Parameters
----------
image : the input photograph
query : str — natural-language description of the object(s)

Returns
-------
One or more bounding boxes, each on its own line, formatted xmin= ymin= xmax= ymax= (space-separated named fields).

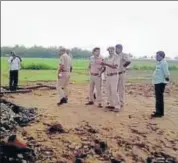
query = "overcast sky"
xmin=1 ymin=1 xmax=178 ymax=57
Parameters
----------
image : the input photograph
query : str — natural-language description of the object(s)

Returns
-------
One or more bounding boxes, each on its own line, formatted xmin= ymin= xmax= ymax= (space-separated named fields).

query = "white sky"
xmin=1 ymin=1 xmax=178 ymax=57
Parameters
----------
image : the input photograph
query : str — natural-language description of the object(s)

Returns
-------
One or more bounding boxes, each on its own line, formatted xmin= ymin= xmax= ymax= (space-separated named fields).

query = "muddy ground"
xmin=2 ymin=82 xmax=178 ymax=163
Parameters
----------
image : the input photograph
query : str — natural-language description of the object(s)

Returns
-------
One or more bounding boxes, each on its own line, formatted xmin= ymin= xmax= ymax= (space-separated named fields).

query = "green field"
xmin=1 ymin=57 xmax=178 ymax=86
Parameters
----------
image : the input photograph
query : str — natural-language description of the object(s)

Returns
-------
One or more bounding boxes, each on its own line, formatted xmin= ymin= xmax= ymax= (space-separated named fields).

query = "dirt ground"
xmin=4 ymin=82 xmax=178 ymax=163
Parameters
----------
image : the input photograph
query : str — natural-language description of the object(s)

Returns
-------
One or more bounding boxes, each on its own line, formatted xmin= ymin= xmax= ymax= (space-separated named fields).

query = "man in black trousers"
xmin=8 ymin=52 xmax=22 ymax=91
xmin=152 ymin=51 xmax=170 ymax=118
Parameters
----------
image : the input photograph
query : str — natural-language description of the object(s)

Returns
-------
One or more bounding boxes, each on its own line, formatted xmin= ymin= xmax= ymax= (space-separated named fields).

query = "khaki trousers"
xmin=56 ymin=72 xmax=70 ymax=101
xmin=89 ymin=75 xmax=102 ymax=104
xmin=106 ymin=75 xmax=120 ymax=109
xmin=117 ymin=73 xmax=125 ymax=106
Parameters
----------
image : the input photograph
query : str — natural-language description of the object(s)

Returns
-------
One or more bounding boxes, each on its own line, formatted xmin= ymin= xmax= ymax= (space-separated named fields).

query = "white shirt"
xmin=8 ymin=56 xmax=21 ymax=71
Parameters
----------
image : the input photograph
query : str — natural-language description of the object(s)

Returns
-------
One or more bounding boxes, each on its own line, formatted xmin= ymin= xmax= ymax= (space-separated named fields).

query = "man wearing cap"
xmin=86 ymin=47 xmax=105 ymax=108
xmin=152 ymin=51 xmax=170 ymax=118
xmin=115 ymin=44 xmax=131 ymax=108
xmin=8 ymin=51 xmax=22 ymax=91
xmin=101 ymin=47 xmax=121 ymax=112
xmin=57 ymin=47 xmax=72 ymax=106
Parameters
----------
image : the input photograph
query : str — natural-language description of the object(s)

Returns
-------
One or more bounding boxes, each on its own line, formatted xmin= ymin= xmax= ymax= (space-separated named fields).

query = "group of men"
xmin=85 ymin=44 xmax=131 ymax=112
xmin=8 ymin=46 xmax=170 ymax=118
xmin=56 ymin=44 xmax=131 ymax=112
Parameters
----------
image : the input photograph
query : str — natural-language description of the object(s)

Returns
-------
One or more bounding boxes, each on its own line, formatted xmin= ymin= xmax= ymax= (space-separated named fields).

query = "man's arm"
xmin=101 ymin=66 xmax=106 ymax=74
xmin=57 ymin=56 xmax=64 ymax=78
xmin=123 ymin=53 xmax=131 ymax=67
xmin=8 ymin=57 xmax=13 ymax=64
xmin=161 ymin=61 xmax=170 ymax=81
xmin=101 ymin=62 xmax=118 ymax=69
xmin=16 ymin=56 xmax=22 ymax=62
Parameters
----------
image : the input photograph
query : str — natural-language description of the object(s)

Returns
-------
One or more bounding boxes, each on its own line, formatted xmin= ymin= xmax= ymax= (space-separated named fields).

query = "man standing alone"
xmin=8 ymin=51 xmax=22 ymax=91
xmin=115 ymin=44 xmax=131 ymax=108
xmin=57 ymin=47 xmax=72 ymax=106
xmin=152 ymin=51 xmax=170 ymax=118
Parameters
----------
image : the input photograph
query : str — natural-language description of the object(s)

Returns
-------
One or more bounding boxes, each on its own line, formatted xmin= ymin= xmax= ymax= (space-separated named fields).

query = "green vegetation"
xmin=1 ymin=57 xmax=178 ymax=86
xmin=1 ymin=45 xmax=91 ymax=59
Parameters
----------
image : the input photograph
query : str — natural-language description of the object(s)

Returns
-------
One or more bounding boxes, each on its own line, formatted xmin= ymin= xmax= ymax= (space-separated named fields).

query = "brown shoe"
xmin=98 ymin=104 xmax=102 ymax=108
xmin=85 ymin=101 xmax=94 ymax=105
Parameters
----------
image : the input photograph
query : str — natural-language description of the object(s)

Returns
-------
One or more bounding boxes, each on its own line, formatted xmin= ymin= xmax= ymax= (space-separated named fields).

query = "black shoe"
xmin=57 ymin=98 xmax=67 ymax=106
xmin=64 ymin=97 xmax=68 ymax=103
xmin=105 ymin=106 xmax=114 ymax=109
xmin=85 ymin=101 xmax=94 ymax=105
xmin=151 ymin=113 xmax=163 ymax=118
xmin=98 ymin=104 xmax=103 ymax=108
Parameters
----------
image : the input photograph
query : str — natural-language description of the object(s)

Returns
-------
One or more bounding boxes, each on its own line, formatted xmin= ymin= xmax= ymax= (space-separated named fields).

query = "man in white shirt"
xmin=152 ymin=51 xmax=170 ymax=118
xmin=8 ymin=51 xmax=21 ymax=91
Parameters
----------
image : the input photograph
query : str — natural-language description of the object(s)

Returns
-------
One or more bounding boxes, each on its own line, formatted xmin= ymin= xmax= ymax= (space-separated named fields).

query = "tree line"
xmin=1 ymin=45 xmax=92 ymax=59
xmin=1 ymin=45 xmax=178 ymax=60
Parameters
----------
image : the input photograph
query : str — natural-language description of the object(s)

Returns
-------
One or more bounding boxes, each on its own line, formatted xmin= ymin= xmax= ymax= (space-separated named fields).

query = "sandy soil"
xmin=4 ymin=82 xmax=178 ymax=163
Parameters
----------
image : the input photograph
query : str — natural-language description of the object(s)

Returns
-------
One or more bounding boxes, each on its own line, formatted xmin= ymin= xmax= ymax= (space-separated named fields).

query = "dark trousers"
xmin=154 ymin=83 xmax=166 ymax=116
xmin=9 ymin=70 xmax=19 ymax=91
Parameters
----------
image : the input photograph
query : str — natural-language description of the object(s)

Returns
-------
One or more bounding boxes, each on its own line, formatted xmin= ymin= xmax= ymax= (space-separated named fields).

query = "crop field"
xmin=1 ymin=57 xmax=178 ymax=86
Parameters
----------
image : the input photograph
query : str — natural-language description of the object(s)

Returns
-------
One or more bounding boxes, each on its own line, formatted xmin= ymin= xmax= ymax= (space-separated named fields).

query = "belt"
xmin=91 ymin=73 xmax=99 ymax=76
xmin=107 ymin=73 xmax=118 ymax=76
xmin=118 ymin=71 xmax=125 ymax=75
xmin=61 ymin=70 xmax=70 ymax=72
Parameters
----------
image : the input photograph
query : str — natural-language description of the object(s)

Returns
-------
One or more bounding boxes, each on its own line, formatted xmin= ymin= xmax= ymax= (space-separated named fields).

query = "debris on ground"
xmin=0 ymin=99 xmax=38 ymax=137
xmin=0 ymin=99 xmax=38 ymax=163
xmin=146 ymin=152 xmax=177 ymax=163
xmin=46 ymin=122 xmax=65 ymax=134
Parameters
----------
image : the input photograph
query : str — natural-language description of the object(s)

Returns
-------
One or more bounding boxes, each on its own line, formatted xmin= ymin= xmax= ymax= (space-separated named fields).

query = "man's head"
xmin=115 ymin=44 xmax=123 ymax=55
xmin=156 ymin=51 xmax=165 ymax=61
xmin=92 ymin=47 xmax=100 ymax=57
xmin=59 ymin=47 xmax=66 ymax=56
xmin=107 ymin=46 xmax=115 ymax=56
xmin=10 ymin=51 xmax=16 ymax=57
xmin=66 ymin=49 xmax=70 ymax=55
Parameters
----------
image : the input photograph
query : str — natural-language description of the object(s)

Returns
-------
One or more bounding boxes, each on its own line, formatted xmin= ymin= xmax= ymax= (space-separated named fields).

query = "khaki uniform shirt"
xmin=89 ymin=56 xmax=104 ymax=74
xmin=59 ymin=53 xmax=72 ymax=72
xmin=117 ymin=52 xmax=131 ymax=73
xmin=105 ymin=54 xmax=120 ymax=74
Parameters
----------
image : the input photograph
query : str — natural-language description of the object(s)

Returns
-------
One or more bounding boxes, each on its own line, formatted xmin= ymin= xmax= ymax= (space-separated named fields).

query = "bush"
xmin=21 ymin=63 xmax=55 ymax=70
xmin=132 ymin=65 xmax=178 ymax=70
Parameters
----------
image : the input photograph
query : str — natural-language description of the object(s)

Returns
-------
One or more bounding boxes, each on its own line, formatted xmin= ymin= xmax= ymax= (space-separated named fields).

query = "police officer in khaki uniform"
xmin=101 ymin=47 xmax=121 ymax=112
xmin=57 ymin=47 xmax=72 ymax=106
xmin=86 ymin=47 xmax=105 ymax=108
xmin=115 ymin=44 xmax=131 ymax=108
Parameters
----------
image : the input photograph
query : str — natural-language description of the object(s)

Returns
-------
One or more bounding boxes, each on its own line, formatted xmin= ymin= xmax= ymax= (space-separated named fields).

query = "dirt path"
xmin=4 ymin=83 xmax=178 ymax=163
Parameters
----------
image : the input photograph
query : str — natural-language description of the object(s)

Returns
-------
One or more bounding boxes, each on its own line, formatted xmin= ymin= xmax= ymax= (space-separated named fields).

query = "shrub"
xmin=21 ymin=63 xmax=55 ymax=70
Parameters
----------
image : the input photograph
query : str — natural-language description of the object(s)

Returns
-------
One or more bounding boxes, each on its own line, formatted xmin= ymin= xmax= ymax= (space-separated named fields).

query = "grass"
xmin=1 ymin=57 xmax=178 ymax=86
